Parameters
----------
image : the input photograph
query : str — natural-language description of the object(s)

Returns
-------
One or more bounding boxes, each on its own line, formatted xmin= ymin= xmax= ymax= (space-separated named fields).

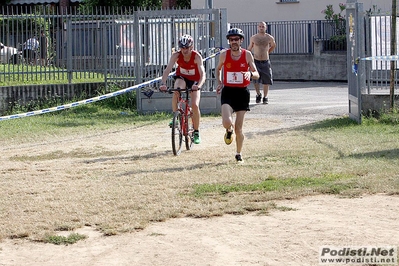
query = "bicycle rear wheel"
xmin=171 ymin=111 xmax=183 ymax=156
xmin=185 ymin=110 xmax=194 ymax=150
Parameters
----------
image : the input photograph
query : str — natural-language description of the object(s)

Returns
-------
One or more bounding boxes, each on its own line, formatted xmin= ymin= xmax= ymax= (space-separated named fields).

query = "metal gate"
xmin=347 ymin=0 xmax=399 ymax=122
xmin=104 ymin=8 xmax=227 ymax=109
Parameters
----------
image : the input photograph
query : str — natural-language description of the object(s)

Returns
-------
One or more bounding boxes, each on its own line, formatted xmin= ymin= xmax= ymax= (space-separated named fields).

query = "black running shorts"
xmin=221 ymin=86 xmax=250 ymax=112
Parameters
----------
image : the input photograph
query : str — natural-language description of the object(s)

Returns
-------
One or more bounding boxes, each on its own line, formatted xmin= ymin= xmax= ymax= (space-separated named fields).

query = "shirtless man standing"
xmin=247 ymin=21 xmax=276 ymax=104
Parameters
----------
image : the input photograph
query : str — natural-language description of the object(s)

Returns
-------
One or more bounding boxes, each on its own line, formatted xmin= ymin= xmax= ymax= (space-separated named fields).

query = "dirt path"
xmin=1 ymin=194 xmax=398 ymax=266
xmin=1 ymin=82 xmax=398 ymax=266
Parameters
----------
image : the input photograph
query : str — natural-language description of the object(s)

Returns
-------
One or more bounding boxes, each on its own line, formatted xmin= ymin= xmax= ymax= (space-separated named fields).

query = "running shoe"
xmin=224 ymin=129 xmax=233 ymax=145
xmin=235 ymin=154 xmax=243 ymax=162
xmin=263 ymin=97 xmax=268 ymax=104
xmin=193 ymin=131 xmax=201 ymax=144
xmin=256 ymin=93 xmax=262 ymax=104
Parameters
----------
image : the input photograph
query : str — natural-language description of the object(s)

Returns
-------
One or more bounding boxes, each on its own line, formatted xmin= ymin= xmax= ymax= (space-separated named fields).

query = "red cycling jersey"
xmin=223 ymin=49 xmax=250 ymax=88
xmin=175 ymin=50 xmax=201 ymax=82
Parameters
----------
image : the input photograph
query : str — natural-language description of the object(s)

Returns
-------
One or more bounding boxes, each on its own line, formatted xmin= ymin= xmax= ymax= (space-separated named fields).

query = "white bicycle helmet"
xmin=178 ymin=34 xmax=194 ymax=48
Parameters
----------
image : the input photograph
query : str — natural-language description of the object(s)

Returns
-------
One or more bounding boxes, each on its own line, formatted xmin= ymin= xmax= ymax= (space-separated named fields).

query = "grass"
xmin=0 ymin=107 xmax=399 ymax=245
xmin=0 ymin=104 xmax=169 ymax=140
xmin=192 ymin=173 xmax=357 ymax=196
xmin=43 ymin=233 xmax=87 ymax=245
xmin=0 ymin=64 xmax=105 ymax=86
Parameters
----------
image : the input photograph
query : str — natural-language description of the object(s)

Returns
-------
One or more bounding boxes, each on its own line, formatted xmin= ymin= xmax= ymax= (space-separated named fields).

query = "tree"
xmin=0 ymin=0 xmax=12 ymax=4
xmin=176 ymin=0 xmax=190 ymax=8
xmin=81 ymin=0 xmax=190 ymax=9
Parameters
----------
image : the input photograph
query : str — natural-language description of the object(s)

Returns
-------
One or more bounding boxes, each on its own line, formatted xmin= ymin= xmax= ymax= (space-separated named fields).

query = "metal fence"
xmin=0 ymin=6 xmax=346 ymax=90
xmin=231 ymin=20 xmax=346 ymax=54
xmin=363 ymin=14 xmax=399 ymax=94
xmin=0 ymin=6 xmax=225 ymax=91
xmin=0 ymin=6 xmax=122 ymax=88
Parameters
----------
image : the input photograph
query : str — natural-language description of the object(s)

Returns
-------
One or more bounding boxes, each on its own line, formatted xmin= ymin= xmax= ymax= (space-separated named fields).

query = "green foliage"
xmin=4 ymin=83 xmax=138 ymax=116
xmin=81 ymin=0 xmax=162 ymax=8
xmin=330 ymin=34 xmax=346 ymax=43
xmin=95 ymin=84 xmax=137 ymax=111
xmin=309 ymin=117 xmax=357 ymax=130
xmin=80 ymin=0 xmax=190 ymax=9
xmin=0 ymin=66 xmax=105 ymax=87
xmin=192 ymin=173 xmax=356 ymax=197
xmin=0 ymin=10 xmax=48 ymax=37
xmin=363 ymin=108 xmax=399 ymax=125
xmin=176 ymin=0 xmax=190 ymax=8
xmin=0 ymin=0 xmax=12 ymax=5
xmin=44 ymin=233 xmax=87 ymax=245
xmin=366 ymin=5 xmax=382 ymax=16
xmin=322 ymin=3 xmax=346 ymax=22
xmin=322 ymin=3 xmax=346 ymax=36
xmin=7 ymin=96 xmax=60 ymax=115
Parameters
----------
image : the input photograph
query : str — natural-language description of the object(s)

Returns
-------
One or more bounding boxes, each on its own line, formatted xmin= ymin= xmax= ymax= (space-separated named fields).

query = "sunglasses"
xmin=228 ymin=37 xmax=241 ymax=42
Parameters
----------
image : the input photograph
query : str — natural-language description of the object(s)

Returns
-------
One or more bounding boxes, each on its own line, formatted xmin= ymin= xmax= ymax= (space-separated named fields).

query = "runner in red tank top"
xmin=215 ymin=28 xmax=259 ymax=162
xmin=160 ymin=35 xmax=206 ymax=144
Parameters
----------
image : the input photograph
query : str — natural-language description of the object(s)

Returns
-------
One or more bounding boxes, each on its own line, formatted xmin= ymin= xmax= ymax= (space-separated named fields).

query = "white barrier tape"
xmin=0 ymin=75 xmax=167 ymax=121
xmin=0 ymin=49 xmax=222 ymax=122
xmin=361 ymin=55 xmax=399 ymax=61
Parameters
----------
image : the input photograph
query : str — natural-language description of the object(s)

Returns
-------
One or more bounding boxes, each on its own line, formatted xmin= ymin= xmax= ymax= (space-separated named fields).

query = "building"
xmin=191 ymin=0 xmax=392 ymax=22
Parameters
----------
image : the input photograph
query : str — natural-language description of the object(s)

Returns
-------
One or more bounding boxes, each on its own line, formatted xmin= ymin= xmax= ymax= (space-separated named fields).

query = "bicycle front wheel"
xmin=171 ymin=111 xmax=183 ymax=156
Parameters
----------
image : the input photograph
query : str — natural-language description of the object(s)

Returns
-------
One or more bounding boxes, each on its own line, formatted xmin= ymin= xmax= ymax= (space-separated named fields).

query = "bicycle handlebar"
xmin=165 ymin=87 xmax=196 ymax=94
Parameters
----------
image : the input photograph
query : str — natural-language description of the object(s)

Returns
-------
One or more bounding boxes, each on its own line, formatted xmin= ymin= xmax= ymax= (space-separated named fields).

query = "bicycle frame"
xmin=178 ymin=90 xmax=191 ymax=136
xmin=167 ymin=87 xmax=194 ymax=156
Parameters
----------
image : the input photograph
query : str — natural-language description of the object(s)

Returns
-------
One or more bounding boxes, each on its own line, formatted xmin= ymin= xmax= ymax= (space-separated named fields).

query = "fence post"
xmin=346 ymin=0 xmax=365 ymax=123
xmin=308 ymin=23 xmax=313 ymax=53
xmin=66 ymin=18 xmax=73 ymax=84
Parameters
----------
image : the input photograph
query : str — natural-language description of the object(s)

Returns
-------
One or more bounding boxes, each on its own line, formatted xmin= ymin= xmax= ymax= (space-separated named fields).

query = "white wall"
xmin=191 ymin=0 xmax=391 ymax=23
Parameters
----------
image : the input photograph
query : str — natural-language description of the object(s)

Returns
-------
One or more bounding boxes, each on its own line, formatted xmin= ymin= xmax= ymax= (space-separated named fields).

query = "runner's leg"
xmin=234 ymin=110 xmax=246 ymax=154
xmin=190 ymin=90 xmax=201 ymax=131
xmin=221 ymin=104 xmax=234 ymax=131
xmin=172 ymin=78 xmax=186 ymax=112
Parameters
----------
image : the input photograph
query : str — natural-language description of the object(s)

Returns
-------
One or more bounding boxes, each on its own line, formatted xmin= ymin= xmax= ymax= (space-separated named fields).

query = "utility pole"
xmin=390 ymin=0 xmax=397 ymax=109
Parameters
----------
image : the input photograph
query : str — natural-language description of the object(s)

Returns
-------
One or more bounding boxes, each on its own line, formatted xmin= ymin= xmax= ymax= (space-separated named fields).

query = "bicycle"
xmin=164 ymin=87 xmax=195 ymax=156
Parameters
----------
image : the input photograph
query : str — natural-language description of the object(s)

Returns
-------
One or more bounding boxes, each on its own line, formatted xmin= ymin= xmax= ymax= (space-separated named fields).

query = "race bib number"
xmin=180 ymin=67 xmax=195 ymax=76
xmin=226 ymin=71 xmax=243 ymax=84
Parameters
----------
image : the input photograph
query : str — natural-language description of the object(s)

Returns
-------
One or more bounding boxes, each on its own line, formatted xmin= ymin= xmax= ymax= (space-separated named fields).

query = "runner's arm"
xmin=161 ymin=52 xmax=179 ymax=86
xmin=194 ymin=53 xmax=206 ymax=90
xmin=269 ymin=35 xmax=276 ymax=54
xmin=247 ymin=36 xmax=254 ymax=51
xmin=215 ymin=50 xmax=226 ymax=94
xmin=246 ymin=51 xmax=259 ymax=80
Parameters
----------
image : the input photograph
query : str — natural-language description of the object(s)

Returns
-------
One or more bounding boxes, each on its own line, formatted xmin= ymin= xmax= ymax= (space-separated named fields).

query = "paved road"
xmin=245 ymin=81 xmax=348 ymax=129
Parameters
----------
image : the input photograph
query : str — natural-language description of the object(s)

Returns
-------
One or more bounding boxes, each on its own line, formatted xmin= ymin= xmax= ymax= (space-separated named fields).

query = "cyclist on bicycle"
xmin=160 ymin=34 xmax=206 ymax=144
